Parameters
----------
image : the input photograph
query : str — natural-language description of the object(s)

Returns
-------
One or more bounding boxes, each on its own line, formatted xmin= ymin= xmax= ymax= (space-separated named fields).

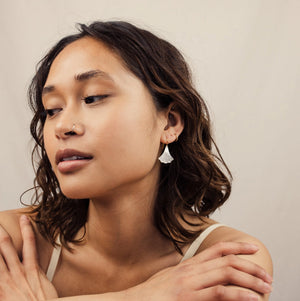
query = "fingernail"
xmin=265 ymin=273 xmax=273 ymax=283
xmin=263 ymin=282 xmax=272 ymax=293
xmin=248 ymin=244 xmax=259 ymax=251
xmin=248 ymin=293 xmax=259 ymax=301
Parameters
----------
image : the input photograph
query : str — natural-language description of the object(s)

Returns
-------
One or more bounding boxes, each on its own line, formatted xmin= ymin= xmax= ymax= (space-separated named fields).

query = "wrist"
xmin=97 ymin=288 xmax=138 ymax=301
xmin=119 ymin=283 xmax=145 ymax=301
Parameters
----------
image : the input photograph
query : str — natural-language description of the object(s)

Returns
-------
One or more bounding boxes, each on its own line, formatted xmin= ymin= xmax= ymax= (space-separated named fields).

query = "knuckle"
xmin=226 ymin=254 xmax=237 ymax=265
xmin=177 ymin=263 xmax=193 ymax=275
xmin=216 ymin=241 xmax=227 ymax=250
xmin=212 ymin=285 xmax=226 ymax=299
xmin=0 ymin=234 xmax=11 ymax=245
xmin=214 ymin=241 xmax=231 ymax=254
xmin=223 ymin=266 xmax=234 ymax=279
xmin=24 ymin=232 xmax=35 ymax=243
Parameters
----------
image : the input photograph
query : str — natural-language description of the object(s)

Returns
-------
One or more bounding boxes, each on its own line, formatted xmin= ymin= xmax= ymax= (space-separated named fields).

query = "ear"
xmin=160 ymin=105 xmax=184 ymax=144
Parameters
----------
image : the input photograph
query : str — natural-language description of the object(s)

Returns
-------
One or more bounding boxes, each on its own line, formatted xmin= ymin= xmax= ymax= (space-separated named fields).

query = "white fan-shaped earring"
xmin=158 ymin=144 xmax=174 ymax=164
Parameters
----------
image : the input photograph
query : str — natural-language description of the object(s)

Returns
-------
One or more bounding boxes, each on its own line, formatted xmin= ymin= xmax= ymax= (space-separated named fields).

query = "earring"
xmin=158 ymin=144 xmax=174 ymax=164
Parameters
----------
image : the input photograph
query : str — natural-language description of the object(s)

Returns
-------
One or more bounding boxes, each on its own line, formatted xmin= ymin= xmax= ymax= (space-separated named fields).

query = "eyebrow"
xmin=74 ymin=69 xmax=114 ymax=82
xmin=42 ymin=69 xmax=114 ymax=95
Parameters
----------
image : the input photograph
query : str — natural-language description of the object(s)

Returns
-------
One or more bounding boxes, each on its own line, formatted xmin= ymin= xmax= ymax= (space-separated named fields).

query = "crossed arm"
xmin=0 ymin=215 xmax=272 ymax=301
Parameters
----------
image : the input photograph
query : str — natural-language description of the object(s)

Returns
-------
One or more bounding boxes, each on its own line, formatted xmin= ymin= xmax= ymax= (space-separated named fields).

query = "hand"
xmin=0 ymin=215 xmax=58 ymax=300
xmin=126 ymin=242 xmax=272 ymax=301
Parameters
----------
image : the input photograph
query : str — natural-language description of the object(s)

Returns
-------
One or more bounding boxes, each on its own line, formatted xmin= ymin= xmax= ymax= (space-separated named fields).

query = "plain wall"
xmin=0 ymin=0 xmax=299 ymax=299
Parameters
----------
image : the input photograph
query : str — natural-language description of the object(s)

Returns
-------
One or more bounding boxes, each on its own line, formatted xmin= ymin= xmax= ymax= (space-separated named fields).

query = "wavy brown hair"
xmin=27 ymin=21 xmax=232 ymax=252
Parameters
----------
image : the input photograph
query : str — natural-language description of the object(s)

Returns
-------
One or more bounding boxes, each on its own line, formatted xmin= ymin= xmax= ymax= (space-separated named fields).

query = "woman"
xmin=0 ymin=21 xmax=272 ymax=300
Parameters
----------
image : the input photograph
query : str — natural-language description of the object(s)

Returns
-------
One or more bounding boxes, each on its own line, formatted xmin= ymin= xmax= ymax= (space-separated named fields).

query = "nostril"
xmin=65 ymin=130 xmax=76 ymax=136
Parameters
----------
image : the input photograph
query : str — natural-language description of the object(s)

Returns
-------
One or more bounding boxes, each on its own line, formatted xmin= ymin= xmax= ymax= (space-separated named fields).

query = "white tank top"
xmin=46 ymin=223 xmax=225 ymax=281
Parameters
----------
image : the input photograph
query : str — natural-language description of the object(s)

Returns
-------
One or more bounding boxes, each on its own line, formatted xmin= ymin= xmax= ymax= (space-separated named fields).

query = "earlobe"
xmin=159 ymin=108 xmax=181 ymax=164
xmin=160 ymin=106 xmax=184 ymax=144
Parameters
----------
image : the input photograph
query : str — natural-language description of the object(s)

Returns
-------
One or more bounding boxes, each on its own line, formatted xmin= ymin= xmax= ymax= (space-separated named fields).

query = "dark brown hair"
xmin=27 ymin=21 xmax=232 ymax=252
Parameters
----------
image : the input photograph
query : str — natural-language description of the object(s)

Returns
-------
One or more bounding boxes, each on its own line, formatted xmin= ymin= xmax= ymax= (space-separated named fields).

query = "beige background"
xmin=0 ymin=0 xmax=299 ymax=299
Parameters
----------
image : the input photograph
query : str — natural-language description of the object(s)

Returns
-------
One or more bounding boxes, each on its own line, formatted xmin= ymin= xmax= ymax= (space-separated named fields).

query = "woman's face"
xmin=42 ymin=37 xmax=167 ymax=200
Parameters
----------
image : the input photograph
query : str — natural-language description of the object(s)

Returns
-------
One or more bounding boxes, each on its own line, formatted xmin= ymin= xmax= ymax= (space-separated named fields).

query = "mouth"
xmin=55 ymin=149 xmax=93 ymax=165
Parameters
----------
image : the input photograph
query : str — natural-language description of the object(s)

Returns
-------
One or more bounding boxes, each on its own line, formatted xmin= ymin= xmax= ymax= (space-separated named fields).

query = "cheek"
xmin=43 ymin=126 xmax=56 ymax=167
xmin=111 ymin=107 xmax=159 ymax=151
xmin=91 ymin=105 xmax=161 ymax=174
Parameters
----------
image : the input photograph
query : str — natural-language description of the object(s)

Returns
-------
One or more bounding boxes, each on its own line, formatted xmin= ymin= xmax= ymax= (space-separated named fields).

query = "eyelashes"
xmin=41 ymin=94 xmax=110 ymax=118
xmin=40 ymin=108 xmax=60 ymax=119
xmin=83 ymin=94 xmax=109 ymax=104
xmin=43 ymin=108 xmax=62 ymax=117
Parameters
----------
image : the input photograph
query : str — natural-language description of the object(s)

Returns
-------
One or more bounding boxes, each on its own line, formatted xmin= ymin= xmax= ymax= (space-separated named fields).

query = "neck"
xmin=83 ymin=168 xmax=175 ymax=265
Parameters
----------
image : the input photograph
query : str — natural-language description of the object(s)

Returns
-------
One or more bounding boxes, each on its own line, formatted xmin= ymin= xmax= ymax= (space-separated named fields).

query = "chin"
xmin=60 ymin=186 xmax=91 ymax=200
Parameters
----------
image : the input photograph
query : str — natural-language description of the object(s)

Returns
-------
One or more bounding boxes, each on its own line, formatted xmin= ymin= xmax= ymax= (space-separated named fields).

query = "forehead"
xmin=45 ymin=37 xmax=128 ymax=84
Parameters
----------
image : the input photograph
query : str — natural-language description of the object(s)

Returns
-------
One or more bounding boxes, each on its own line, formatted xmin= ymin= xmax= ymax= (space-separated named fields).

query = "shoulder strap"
xmin=180 ymin=224 xmax=225 ymax=263
xmin=46 ymin=236 xmax=62 ymax=282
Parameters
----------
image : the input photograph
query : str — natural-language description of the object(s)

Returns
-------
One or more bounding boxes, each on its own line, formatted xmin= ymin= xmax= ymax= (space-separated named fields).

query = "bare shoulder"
xmin=0 ymin=208 xmax=26 ymax=254
xmin=0 ymin=207 xmax=53 ymax=271
xmin=199 ymin=222 xmax=273 ymax=276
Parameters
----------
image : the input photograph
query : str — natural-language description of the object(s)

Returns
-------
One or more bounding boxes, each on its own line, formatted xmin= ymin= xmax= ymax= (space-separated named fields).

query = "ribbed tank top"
xmin=46 ymin=223 xmax=225 ymax=281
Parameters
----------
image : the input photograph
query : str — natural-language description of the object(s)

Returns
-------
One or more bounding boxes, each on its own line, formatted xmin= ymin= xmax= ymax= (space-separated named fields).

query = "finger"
xmin=193 ymin=285 xmax=260 ymax=301
xmin=20 ymin=215 xmax=47 ymax=300
xmin=0 ymin=253 xmax=9 ymax=274
xmin=19 ymin=215 xmax=38 ymax=269
xmin=194 ymin=267 xmax=272 ymax=295
xmin=192 ymin=254 xmax=272 ymax=284
xmin=189 ymin=242 xmax=259 ymax=264
xmin=0 ymin=224 xmax=23 ymax=275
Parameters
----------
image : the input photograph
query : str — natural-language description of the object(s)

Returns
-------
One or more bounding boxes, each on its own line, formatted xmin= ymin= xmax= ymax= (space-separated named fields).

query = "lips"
xmin=55 ymin=149 xmax=93 ymax=165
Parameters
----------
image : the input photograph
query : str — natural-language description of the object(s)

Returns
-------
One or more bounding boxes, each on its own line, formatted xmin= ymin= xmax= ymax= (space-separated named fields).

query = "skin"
xmin=0 ymin=37 xmax=273 ymax=300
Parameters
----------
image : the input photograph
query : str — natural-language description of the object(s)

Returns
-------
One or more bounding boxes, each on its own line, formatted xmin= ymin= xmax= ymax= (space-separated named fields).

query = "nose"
xmin=55 ymin=109 xmax=84 ymax=139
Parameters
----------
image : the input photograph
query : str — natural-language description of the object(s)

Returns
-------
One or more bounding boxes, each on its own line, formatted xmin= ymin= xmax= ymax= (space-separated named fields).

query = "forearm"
xmin=48 ymin=290 xmax=130 ymax=301
xmin=0 ymin=218 xmax=273 ymax=301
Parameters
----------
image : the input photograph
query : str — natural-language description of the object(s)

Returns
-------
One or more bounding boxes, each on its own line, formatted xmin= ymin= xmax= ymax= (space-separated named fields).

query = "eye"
xmin=83 ymin=95 xmax=109 ymax=104
xmin=43 ymin=108 xmax=62 ymax=117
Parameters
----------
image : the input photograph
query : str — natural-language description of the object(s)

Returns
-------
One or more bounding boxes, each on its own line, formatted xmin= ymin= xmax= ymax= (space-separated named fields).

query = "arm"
xmin=0 ymin=216 xmax=272 ymax=301
xmin=198 ymin=225 xmax=273 ymax=300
